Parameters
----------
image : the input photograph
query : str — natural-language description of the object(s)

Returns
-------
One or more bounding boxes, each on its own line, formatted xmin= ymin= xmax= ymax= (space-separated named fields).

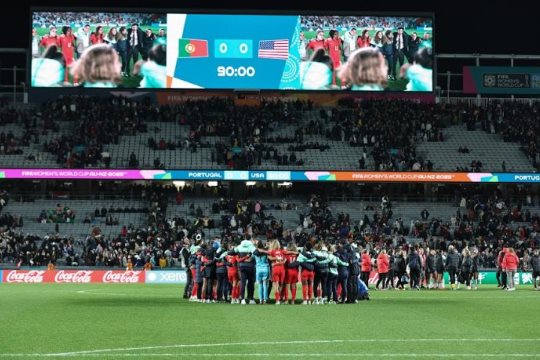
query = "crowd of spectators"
xmin=2 ymin=96 xmax=540 ymax=172
xmin=1 ymin=181 xmax=539 ymax=273
xmin=38 ymin=203 xmax=76 ymax=223
xmin=32 ymin=12 xmax=165 ymax=28
xmin=300 ymin=16 xmax=429 ymax=31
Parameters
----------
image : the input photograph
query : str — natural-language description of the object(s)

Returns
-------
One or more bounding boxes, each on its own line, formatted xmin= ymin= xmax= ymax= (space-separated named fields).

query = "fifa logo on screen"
xmin=483 ymin=74 xmax=496 ymax=87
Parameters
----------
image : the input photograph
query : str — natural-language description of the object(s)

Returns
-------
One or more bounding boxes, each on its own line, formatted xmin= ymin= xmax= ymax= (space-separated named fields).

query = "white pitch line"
xmin=1 ymin=353 xmax=540 ymax=358
xmin=20 ymin=338 xmax=540 ymax=357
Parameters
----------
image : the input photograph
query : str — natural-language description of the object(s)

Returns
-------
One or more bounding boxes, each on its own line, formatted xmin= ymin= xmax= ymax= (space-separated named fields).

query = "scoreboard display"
xmin=167 ymin=14 xmax=300 ymax=90
xmin=30 ymin=10 xmax=434 ymax=92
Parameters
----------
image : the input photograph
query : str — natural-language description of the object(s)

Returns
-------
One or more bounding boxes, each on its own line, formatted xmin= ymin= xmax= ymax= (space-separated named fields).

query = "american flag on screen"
xmin=258 ymin=39 xmax=289 ymax=60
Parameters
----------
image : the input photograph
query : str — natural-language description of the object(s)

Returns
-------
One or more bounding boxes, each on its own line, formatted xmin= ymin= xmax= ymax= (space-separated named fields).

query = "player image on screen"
xmin=31 ymin=11 xmax=167 ymax=88
xmin=298 ymin=15 xmax=433 ymax=91
xmin=30 ymin=11 xmax=433 ymax=91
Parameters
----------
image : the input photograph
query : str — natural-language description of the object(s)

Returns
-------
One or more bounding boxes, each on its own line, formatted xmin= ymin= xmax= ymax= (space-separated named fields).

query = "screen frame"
xmin=28 ymin=6 xmax=436 ymax=94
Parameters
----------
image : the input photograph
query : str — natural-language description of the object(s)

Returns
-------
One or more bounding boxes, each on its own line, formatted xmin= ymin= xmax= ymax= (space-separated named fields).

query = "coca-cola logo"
xmin=54 ymin=270 xmax=92 ymax=283
xmin=6 ymin=270 xmax=45 ymax=283
xmin=102 ymin=271 xmax=142 ymax=283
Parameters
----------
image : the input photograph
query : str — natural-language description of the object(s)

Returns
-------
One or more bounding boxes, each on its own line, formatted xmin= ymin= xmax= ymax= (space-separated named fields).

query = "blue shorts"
xmin=256 ymin=267 xmax=269 ymax=282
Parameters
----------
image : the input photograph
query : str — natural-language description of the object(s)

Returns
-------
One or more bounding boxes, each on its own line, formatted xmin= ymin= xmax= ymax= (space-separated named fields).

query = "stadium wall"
xmin=28 ymin=88 xmax=435 ymax=106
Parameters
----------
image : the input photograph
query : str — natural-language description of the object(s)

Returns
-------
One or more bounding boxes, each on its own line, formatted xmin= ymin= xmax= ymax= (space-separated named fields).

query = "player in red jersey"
xmin=307 ymin=30 xmax=326 ymax=58
xmin=58 ymin=26 xmax=76 ymax=84
xmin=282 ymin=242 xmax=300 ymax=304
xmin=325 ymin=29 xmax=343 ymax=86
xmin=257 ymin=239 xmax=296 ymax=304
xmin=40 ymin=26 xmax=59 ymax=51
xmin=224 ymin=244 xmax=240 ymax=304
xmin=90 ymin=26 xmax=105 ymax=45
xmin=267 ymin=240 xmax=287 ymax=304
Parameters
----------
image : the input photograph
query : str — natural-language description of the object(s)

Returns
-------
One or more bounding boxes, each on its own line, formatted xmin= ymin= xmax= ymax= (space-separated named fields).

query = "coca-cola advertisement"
xmin=2 ymin=270 xmax=145 ymax=284
xmin=101 ymin=270 xmax=144 ymax=283
xmin=54 ymin=270 xmax=93 ymax=283
xmin=5 ymin=270 xmax=46 ymax=283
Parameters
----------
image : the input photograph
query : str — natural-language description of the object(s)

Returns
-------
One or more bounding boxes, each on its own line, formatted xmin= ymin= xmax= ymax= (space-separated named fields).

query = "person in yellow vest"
xmin=126 ymin=256 xmax=133 ymax=271
xmin=47 ymin=260 xmax=56 ymax=270
xmin=144 ymin=259 xmax=153 ymax=271
xmin=159 ymin=254 xmax=167 ymax=269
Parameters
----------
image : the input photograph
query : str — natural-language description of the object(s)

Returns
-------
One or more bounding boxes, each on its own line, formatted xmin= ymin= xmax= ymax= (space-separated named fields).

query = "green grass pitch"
xmin=0 ymin=284 xmax=538 ymax=359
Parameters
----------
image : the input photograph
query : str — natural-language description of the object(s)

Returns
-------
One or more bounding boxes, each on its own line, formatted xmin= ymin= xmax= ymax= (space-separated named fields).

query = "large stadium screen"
xmin=30 ymin=11 xmax=434 ymax=91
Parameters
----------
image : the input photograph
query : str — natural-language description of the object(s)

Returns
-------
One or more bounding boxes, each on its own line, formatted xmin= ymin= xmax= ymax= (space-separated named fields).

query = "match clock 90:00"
xmin=217 ymin=66 xmax=256 ymax=77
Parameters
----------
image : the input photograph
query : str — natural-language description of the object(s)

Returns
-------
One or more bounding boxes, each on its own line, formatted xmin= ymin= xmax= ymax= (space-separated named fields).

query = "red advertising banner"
xmin=334 ymin=172 xmax=473 ymax=182
xmin=3 ymin=270 xmax=145 ymax=284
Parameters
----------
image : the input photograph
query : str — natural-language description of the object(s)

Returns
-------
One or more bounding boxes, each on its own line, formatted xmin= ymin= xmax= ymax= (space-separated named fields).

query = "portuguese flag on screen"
xmin=178 ymin=39 xmax=209 ymax=58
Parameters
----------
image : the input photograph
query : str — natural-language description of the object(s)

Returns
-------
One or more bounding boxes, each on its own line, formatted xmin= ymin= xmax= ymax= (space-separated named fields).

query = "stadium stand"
xmin=1 ymin=181 xmax=539 ymax=271
xmin=2 ymin=96 xmax=539 ymax=172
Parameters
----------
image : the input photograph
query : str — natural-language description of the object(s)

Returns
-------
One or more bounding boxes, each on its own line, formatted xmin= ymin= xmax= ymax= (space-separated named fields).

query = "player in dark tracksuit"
xmin=190 ymin=248 xmax=204 ymax=301
xmin=471 ymin=250 xmax=480 ymax=290
xmin=435 ymin=250 xmax=445 ymax=289
xmin=335 ymin=245 xmax=349 ymax=303
xmin=394 ymin=250 xmax=407 ymax=289
xmin=234 ymin=247 xmax=256 ymax=304
xmin=496 ymin=249 xmax=507 ymax=289
xmin=215 ymin=248 xmax=228 ymax=302
xmin=201 ymin=248 xmax=216 ymax=302
xmin=530 ymin=249 xmax=540 ymax=289
xmin=426 ymin=249 xmax=437 ymax=289
xmin=385 ymin=250 xmax=396 ymax=289
xmin=181 ymin=246 xmax=191 ymax=299
xmin=445 ymin=245 xmax=461 ymax=290
xmin=347 ymin=246 xmax=360 ymax=303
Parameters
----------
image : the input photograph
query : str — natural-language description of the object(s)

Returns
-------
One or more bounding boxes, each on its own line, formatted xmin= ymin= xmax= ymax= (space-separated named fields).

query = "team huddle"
xmin=185 ymin=239 xmax=369 ymax=305
xmin=183 ymin=238 xmax=539 ymax=304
